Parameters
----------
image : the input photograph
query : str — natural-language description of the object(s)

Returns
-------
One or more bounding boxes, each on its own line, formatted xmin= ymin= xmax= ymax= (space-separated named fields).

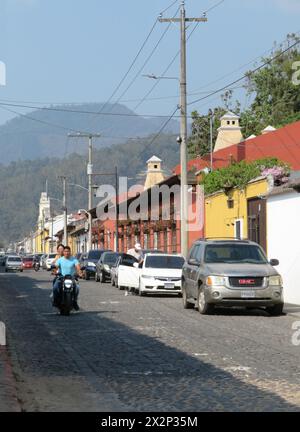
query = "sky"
xmin=0 ymin=0 xmax=299 ymax=128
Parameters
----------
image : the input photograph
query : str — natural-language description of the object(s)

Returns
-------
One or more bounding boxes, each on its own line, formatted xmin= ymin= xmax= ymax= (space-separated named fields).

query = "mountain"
xmin=0 ymin=134 xmax=180 ymax=245
xmin=0 ymin=103 xmax=179 ymax=164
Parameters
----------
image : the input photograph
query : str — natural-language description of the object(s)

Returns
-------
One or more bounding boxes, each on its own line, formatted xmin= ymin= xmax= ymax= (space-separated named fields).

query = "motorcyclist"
xmin=53 ymin=246 xmax=83 ymax=311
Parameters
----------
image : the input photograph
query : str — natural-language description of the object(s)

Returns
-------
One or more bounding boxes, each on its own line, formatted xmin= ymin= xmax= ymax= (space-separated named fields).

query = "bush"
xmin=201 ymin=158 xmax=290 ymax=195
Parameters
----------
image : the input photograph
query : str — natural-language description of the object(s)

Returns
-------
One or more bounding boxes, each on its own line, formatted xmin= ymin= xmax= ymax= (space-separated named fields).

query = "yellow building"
xmin=205 ymin=177 xmax=270 ymax=252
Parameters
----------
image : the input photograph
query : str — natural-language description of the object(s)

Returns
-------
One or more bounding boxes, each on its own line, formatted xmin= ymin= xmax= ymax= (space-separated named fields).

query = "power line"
xmin=133 ymin=0 xmax=225 ymax=111
xmin=102 ymin=4 xmax=181 ymax=122
xmin=187 ymin=39 xmax=300 ymax=107
xmin=96 ymin=0 xmax=180 ymax=116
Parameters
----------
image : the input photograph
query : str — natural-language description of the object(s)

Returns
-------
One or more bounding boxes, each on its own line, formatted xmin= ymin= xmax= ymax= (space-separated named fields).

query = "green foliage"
xmin=201 ymin=158 xmax=290 ymax=195
xmin=188 ymin=34 xmax=300 ymax=156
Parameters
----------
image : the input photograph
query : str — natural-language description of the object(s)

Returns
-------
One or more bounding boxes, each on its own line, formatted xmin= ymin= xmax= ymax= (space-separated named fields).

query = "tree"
xmin=243 ymin=33 xmax=300 ymax=135
xmin=188 ymin=33 xmax=300 ymax=158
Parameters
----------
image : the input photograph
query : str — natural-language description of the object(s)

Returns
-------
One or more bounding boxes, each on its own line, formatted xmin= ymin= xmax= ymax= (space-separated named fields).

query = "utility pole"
xmin=59 ymin=176 xmax=68 ymax=247
xmin=159 ymin=1 xmax=207 ymax=257
xmin=208 ymin=109 xmax=214 ymax=171
xmin=68 ymin=133 xmax=101 ymax=252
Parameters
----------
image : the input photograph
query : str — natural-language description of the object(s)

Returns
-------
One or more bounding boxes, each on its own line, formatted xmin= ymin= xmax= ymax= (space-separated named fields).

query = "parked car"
xmin=5 ymin=255 xmax=23 ymax=272
xmin=182 ymin=239 xmax=284 ymax=316
xmin=111 ymin=253 xmax=139 ymax=288
xmin=95 ymin=252 xmax=120 ymax=283
xmin=117 ymin=252 xmax=185 ymax=296
xmin=22 ymin=256 xmax=35 ymax=269
xmin=81 ymin=249 xmax=112 ymax=280
xmin=44 ymin=253 xmax=57 ymax=271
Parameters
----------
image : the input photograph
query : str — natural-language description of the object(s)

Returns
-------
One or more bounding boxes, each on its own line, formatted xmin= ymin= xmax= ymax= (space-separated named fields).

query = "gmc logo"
xmin=239 ymin=279 xmax=255 ymax=285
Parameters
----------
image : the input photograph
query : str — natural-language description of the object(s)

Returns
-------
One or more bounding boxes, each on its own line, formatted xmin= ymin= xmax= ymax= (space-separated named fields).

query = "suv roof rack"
xmin=198 ymin=237 xmax=251 ymax=242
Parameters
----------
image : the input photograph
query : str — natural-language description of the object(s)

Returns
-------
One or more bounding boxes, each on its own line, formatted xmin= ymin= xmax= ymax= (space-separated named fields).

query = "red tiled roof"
xmin=173 ymin=120 xmax=300 ymax=174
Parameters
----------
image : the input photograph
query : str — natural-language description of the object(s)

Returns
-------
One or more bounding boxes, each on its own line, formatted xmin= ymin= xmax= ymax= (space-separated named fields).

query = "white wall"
xmin=267 ymin=191 xmax=300 ymax=305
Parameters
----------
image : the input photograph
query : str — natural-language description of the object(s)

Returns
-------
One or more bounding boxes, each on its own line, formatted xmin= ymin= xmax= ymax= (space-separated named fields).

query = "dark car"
xmin=95 ymin=252 xmax=120 ymax=283
xmin=81 ymin=249 xmax=112 ymax=280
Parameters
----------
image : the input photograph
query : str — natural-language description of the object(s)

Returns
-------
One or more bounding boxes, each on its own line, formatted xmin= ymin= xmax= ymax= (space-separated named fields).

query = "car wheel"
xmin=119 ymin=285 xmax=125 ymax=290
xmin=94 ymin=271 xmax=99 ymax=282
xmin=111 ymin=277 xmax=115 ymax=287
xmin=197 ymin=287 xmax=214 ymax=315
xmin=182 ymin=282 xmax=194 ymax=309
xmin=5 ymin=268 xmax=7 ymax=272
xmin=85 ymin=272 xmax=90 ymax=281
xmin=266 ymin=303 xmax=284 ymax=316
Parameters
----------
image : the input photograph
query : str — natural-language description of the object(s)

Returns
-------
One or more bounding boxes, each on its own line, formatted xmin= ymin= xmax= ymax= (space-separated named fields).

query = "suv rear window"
xmin=8 ymin=257 xmax=22 ymax=262
xmin=204 ymin=244 xmax=268 ymax=264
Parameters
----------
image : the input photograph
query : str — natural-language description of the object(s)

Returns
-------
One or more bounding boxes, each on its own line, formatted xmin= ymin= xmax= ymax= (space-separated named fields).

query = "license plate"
xmin=241 ymin=290 xmax=256 ymax=298
xmin=164 ymin=282 xmax=175 ymax=289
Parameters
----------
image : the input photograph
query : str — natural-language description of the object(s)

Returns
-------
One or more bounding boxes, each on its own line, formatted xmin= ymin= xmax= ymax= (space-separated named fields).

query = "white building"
xmin=267 ymin=178 xmax=300 ymax=306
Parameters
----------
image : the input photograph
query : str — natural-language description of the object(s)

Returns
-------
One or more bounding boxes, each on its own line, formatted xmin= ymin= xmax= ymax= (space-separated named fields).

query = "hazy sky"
xmin=0 ymin=0 xmax=299 ymax=128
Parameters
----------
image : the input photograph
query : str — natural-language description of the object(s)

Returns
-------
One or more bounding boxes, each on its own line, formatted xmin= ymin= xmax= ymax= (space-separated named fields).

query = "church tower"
xmin=144 ymin=156 xmax=165 ymax=189
xmin=214 ymin=111 xmax=243 ymax=152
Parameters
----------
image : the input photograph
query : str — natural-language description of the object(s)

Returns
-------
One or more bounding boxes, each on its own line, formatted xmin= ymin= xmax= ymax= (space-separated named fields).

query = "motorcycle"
xmin=55 ymin=274 xmax=78 ymax=316
xmin=34 ymin=261 xmax=40 ymax=271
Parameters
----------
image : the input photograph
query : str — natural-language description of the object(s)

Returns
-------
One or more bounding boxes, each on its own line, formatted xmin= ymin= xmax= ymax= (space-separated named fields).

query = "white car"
xmin=5 ymin=255 xmax=23 ymax=272
xmin=45 ymin=253 xmax=57 ymax=270
xmin=117 ymin=253 xmax=185 ymax=296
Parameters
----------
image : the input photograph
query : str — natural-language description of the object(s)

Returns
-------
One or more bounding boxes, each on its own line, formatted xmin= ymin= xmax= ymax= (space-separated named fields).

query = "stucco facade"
xmin=267 ymin=188 xmax=300 ymax=305
xmin=205 ymin=178 xmax=268 ymax=242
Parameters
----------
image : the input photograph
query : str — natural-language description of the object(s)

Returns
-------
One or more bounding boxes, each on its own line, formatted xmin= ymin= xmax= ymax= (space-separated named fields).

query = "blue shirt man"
xmin=56 ymin=256 xmax=79 ymax=276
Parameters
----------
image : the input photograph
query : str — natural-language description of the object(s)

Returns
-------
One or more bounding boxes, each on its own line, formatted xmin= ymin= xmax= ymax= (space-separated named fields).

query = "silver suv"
xmin=5 ymin=255 xmax=23 ymax=272
xmin=182 ymin=239 xmax=283 ymax=316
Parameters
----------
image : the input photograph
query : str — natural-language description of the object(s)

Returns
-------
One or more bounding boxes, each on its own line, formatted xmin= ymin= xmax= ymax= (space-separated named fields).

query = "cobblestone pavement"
xmin=0 ymin=269 xmax=300 ymax=412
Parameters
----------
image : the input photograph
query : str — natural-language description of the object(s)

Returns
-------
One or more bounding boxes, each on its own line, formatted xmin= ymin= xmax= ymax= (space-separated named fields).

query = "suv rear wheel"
xmin=182 ymin=281 xmax=194 ymax=309
xmin=197 ymin=288 xmax=214 ymax=315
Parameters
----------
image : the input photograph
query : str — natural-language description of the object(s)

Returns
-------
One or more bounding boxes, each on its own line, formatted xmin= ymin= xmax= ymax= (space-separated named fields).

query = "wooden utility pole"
xmin=58 ymin=176 xmax=68 ymax=246
xmin=159 ymin=1 xmax=207 ymax=257
xmin=68 ymin=133 xmax=101 ymax=252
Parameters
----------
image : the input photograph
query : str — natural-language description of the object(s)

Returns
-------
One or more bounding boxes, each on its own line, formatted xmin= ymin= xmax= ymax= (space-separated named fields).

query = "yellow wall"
xmin=205 ymin=178 xmax=268 ymax=240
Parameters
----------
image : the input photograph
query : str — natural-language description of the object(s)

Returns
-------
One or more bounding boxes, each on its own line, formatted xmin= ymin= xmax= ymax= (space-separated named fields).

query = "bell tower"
xmin=214 ymin=111 xmax=243 ymax=152
xmin=144 ymin=156 xmax=165 ymax=189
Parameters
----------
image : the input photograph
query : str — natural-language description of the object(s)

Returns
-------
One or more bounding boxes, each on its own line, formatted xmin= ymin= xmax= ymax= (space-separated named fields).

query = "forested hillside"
xmin=0 ymin=134 xmax=179 ymax=244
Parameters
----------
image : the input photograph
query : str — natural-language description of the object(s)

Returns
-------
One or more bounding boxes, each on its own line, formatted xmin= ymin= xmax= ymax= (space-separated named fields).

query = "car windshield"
xmin=88 ymin=250 xmax=103 ymax=260
xmin=8 ymin=257 xmax=22 ymax=262
xmin=204 ymin=244 xmax=268 ymax=264
xmin=103 ymin=253 xmax=119 ymax=264
xmin=145 ymin=256 xmax=185 ymax=269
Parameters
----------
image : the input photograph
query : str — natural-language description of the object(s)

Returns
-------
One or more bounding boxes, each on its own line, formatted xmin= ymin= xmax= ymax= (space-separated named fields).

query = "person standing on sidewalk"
xmin=125 ymin=243 xmax=144 ymax=296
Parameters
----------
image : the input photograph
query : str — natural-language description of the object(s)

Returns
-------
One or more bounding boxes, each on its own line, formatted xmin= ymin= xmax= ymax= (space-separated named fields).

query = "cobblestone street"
xmin=0 ymin=269 xmax=300 ymax=412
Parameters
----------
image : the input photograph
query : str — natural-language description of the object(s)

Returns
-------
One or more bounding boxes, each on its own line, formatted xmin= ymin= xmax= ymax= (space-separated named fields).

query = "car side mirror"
xmin=270 ymin=259 xmax=279 ymax=267
xmin=188 ymin=258 xmax=200 ymax=266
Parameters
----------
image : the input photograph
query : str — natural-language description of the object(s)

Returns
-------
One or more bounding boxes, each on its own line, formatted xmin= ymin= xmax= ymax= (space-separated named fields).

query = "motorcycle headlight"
xmin=88 ymin=262 xmax=96 ymax=267
xmin=268 ymin=275 xmax=282 ymax=286
xmin=64 ymin=280 xmax=73 ymax=289
xmin=206 ymin=275 xmax=226 ymax=286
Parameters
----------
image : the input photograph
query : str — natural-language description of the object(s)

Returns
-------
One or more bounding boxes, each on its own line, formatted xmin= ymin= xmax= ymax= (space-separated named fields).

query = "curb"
xmin=0 ymin=346 xmax=21 ymax=412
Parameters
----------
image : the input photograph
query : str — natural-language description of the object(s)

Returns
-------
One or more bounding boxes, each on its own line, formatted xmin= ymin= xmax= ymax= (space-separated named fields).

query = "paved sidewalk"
xmin=0 ymin=346 xmax=21 ymax=412
xmin=284 ymin=304 xmax=300 ymax=319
